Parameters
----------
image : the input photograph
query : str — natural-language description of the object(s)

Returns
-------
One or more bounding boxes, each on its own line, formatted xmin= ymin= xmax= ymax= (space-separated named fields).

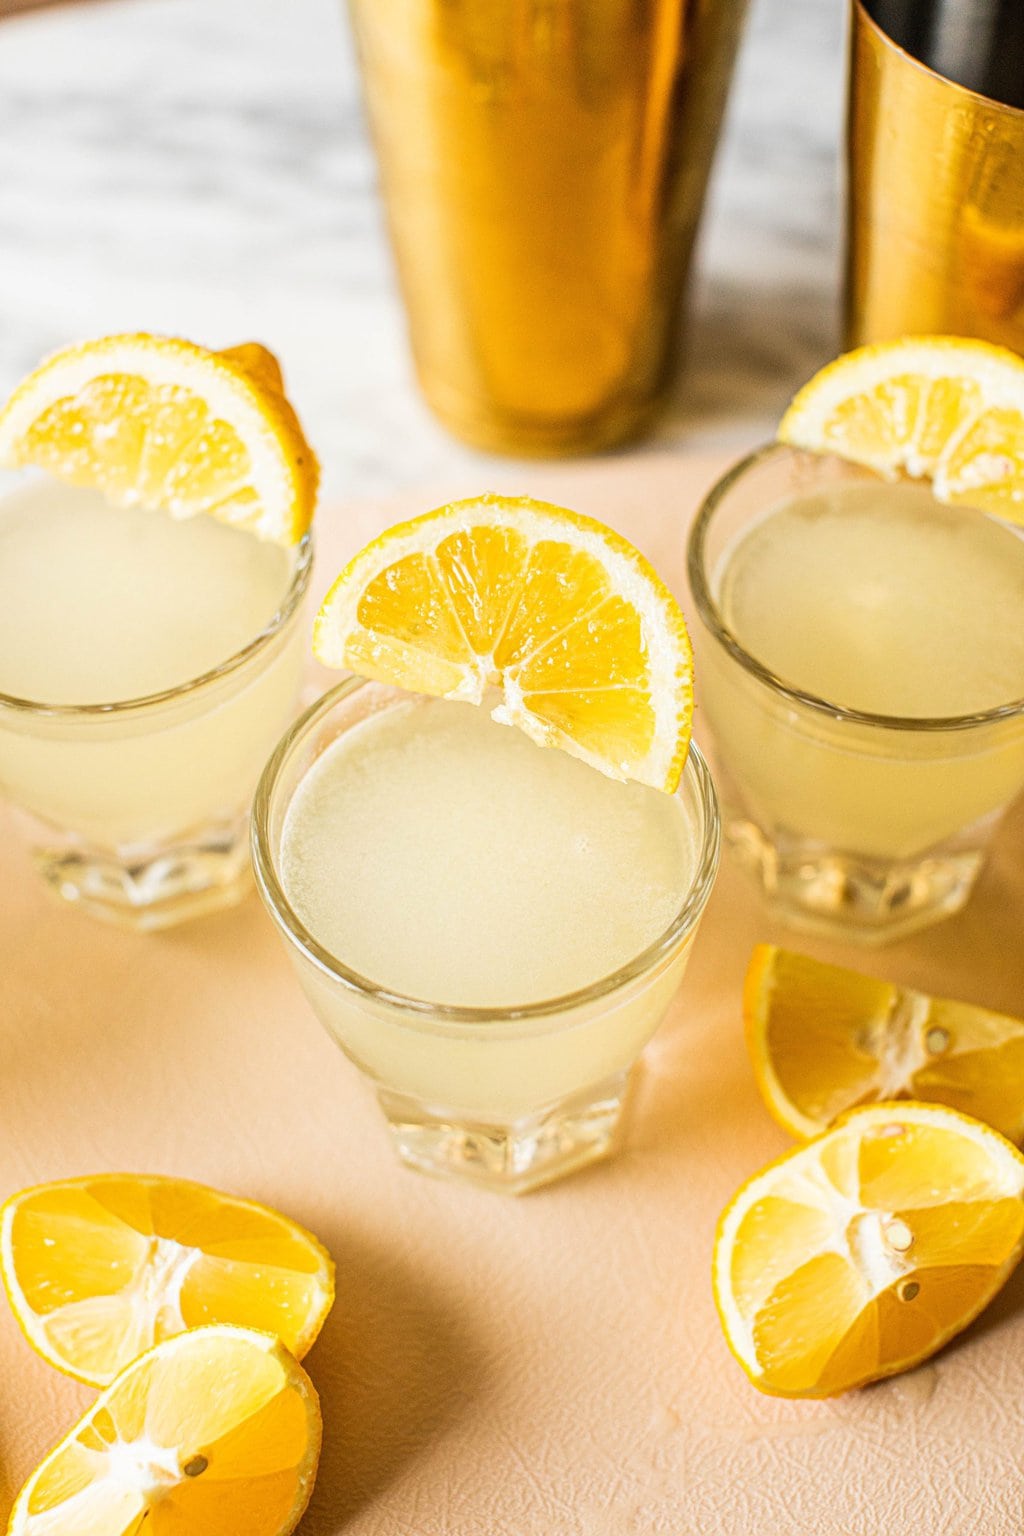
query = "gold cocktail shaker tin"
xmin=347 ymin=0 xmax=750 ymax=457
xmin=845 ymin=0 xmax=1024 ymax=353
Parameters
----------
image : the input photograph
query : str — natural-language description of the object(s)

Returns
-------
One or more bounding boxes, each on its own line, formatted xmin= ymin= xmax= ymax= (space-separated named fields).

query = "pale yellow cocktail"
xmin=254 ymin=683 xmax=718 ymax=1193
xmin=0 ymin=477 xmax=309 ymax=925
xmin=0 ymin=332 xmax=319 ymax=927
xmin=689 ymin=445 xmax=1024 ymax=940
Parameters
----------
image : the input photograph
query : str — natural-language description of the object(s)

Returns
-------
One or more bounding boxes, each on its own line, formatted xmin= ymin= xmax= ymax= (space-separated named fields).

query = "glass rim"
xmin=251 ymin=676 xmax=721 ymax=1034
xmin=0 ymin=532 xmax=313 ymax=718
xmin=853 ymin=0 xmax=1024 ymax=123
xmin=687 ymin=441 xmax=1024 ymax=734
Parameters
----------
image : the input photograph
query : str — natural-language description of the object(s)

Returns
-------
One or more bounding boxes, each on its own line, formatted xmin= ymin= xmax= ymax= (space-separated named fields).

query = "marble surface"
xmin=0 ymin=0 xmax=846 ymax=501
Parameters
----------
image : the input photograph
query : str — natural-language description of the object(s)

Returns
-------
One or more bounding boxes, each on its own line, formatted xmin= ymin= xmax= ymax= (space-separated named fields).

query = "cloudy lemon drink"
xmin=0 ymin=478 xmax=306 ymax=847
xmin=254 ymin=496 xmax=719 ymax=1193
xmin=689 ymin=338 xmax=1024 ymax=941
xmin=276 ymin=693 xmax=713 ymax=1117
xmin=707 ymin=478 xmax=1024 ymax=852
xmin=0 ymin=336 xmax=317 ymax=927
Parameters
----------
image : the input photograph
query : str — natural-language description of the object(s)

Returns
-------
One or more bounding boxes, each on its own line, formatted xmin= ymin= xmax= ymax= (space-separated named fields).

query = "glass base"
xmin=32 ymin=813 xmax=253 ymax=931
xmin=727 ymin=817 xmax=983 ymax=945
xmin=377 ymin=1070 xmax=632 ymax=1195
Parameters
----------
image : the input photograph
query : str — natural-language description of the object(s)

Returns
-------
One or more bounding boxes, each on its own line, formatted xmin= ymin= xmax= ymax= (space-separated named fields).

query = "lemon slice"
xmin=745 ymin=946 xmax=1024 ymax=1144
xmin=778 ymin=336 xmax=1024 ymax=521
xmin=0 ymin=1174 xmax=335 ymax=1387
xmin=313 ymin=495 xmax=693 ymax=791
xmin=0 ymin=334 xmax=318 ymax=543
xmin=713 ymin=1103 xmax=1024 ymax=1397
xmin=7 ymin=1325 xmax=321 ymax=1536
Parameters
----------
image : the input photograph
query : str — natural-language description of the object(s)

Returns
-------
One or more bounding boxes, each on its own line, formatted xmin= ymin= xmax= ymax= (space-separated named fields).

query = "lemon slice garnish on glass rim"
xmin=0 ymin=333 xmax=318 ymax=544
xmin=713 ymin=1102 xmax=1024 ymax=1398
xmin=744 ymin=945 xmax=1024 ymax=1144
xmin=6 ymin=1326 xmax=322 ymax=1536
xmin=313 ymin=494 xmax=694 ymax=792
xmin=0 ymin=1173 xmax=335 ymax=1387
xmin=778 ymin=335 xmax=1024 ymax=521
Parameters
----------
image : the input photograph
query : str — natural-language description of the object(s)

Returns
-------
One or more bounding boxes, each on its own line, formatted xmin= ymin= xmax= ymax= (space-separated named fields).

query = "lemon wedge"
xmin=713 ymin=1102 xmax=1024 ymax=1397
xmin=0 ymin=334 xmax=318 ymax=543
xmin=313 ymin=495 xmax=694 ymax=791
xmin=744 ymin=945 xmax=1024 ymax=1144
xmin=778 ymin=335 xmax=1024 ymax=521
xmin=1 ymin=1173 xmax=334 ymax=1387
xmin=7 ymin=1326 xmax=321 ymax=1536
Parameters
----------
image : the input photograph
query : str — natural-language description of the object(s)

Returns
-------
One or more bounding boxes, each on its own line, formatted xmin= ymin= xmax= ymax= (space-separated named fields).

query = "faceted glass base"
xmin=32 ymin=812 xmax=253 ymax=931
xmin=377 ymin=1070 xmax=632 ymax=1195
xmin=727 ymin=816 xmax=984 ymax=945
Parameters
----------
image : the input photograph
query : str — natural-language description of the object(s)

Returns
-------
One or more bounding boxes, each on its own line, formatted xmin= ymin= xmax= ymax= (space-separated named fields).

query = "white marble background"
xmin=0 ymin=0 xmax=846 ymax=500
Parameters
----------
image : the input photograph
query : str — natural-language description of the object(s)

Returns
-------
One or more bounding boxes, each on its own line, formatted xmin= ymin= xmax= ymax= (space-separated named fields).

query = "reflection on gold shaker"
xmin=347 ymin=1 xmax=749 ymax=455
xmin=846 ymin=0 xmax=1024 ymax=353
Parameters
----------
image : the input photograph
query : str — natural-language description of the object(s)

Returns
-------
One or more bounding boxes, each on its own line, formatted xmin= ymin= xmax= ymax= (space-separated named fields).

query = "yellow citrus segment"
xmin=6 ymin=1326 xmax=321 ymax=1536
xmin=713 ymin=1103 xmax=1024 ymax=1397
xmin=778 ymin=336 xmax=1024 ymax=521
xmin=0 ymin=334 xmax=318 ymax=544
xmin=0 ymin=1175 xmax=334 ymax=1387
xmin=745 ymin=945 xmax=1024 ymax=1143
xmin=313 ymin=495 xmax=694 ymax=792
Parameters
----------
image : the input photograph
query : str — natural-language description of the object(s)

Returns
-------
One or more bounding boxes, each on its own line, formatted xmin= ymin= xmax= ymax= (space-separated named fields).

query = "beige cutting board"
xmin=3 ymin=451 xmax=1024 ymax=1535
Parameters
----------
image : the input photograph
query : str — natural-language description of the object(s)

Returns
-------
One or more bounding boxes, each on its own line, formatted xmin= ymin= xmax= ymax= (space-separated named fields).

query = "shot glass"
xmin=0 ymin=538 xmax=312 ymax=930
xmin=687 ymin=444 xmax=1024 ymax=943
xmin=252 ymin=679 xmax=720 ymax=1195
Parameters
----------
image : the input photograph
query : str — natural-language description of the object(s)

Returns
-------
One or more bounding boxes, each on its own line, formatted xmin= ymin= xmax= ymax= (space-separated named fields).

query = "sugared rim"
xmin=0 ymin=533 xmax=312 ymax=718
xmin=251 ymin=677 xmax=721 ymax=1034
xmin=686 ymin=442 xmax=1024 ymax=734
